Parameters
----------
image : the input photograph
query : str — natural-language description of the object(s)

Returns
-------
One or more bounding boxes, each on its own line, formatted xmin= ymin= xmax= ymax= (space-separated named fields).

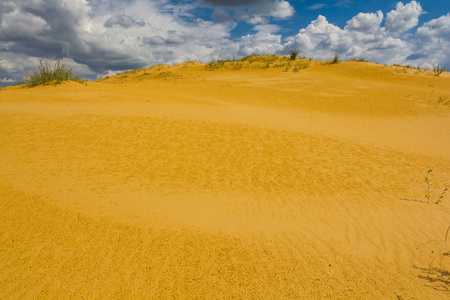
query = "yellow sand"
xmin=1 ymin=57 xmax=450 ymax=298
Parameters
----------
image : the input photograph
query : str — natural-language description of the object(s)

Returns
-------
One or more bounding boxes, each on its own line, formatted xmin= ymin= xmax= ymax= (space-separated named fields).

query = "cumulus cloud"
xmin=253 ymin=24 xmax=282 ymax=33
xmin=0 ymin=78 xmax=14 ymax=83
xmin=0 ymin=0 xmax=449 ymax=88
xmin=345 ymin=11 xmax=383 ymax=32
xmin=0 ymin=0 xmax=234 ymax=82
xmin=284 ymin=13 xmax=412 ymax=64
xmin=104 ymin=15 xmax=146 ymax=28
xmin=202 ymin=0 xmax=294 ymax=23
xmin=285 ymin=15 xmax=351 ymax=57
xmin=416 ymin=13 xmax=450 ymax=42
xmin=238 ymin=32 xmax=283 ymax=56
xmin=385 ymin=1 xmax=423 ymax=32
xmin=415 ymin=13 xmax=450 ymax=65
xmin=211 ymin=8 xmax=233 ymax=22
xmin=143 ymin=31 xmax=186 ymax=46
xmin=201 ymin=0 xmax=262 ymax=7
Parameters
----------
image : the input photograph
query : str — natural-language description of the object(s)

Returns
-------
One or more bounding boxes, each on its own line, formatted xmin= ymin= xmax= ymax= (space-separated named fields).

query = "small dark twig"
xmin=445 ymin=225 xmax=450 ymax=242
xmin=416 ymin=225 xmax=450 ymax=249
xmin=427 ymin=256 xmax=437 ymax=280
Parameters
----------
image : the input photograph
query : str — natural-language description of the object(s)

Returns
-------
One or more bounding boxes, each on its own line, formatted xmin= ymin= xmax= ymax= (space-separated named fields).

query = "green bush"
xmin=22 ymin=60 xmax=85 ymax=87
xmin=290 ymin=49 xmax=299 ymax=60
xmin=329 ymin=53 xmax=340 ymax=64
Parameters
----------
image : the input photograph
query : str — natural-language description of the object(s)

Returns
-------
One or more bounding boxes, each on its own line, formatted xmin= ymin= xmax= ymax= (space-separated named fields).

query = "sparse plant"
xmin=290 ymin=49 xmax=299 ymax=60
xmin=205 ymin=56 xmax=229 ymax=70
xmin=416 ymin=225 xmax=450 ymax=281
xmin=425 ymin=169 xmax=433 ymax=203
xmin=436 ymin=188 xmax=448 ymax=204
xmin=349 ymin=57 xmax=368 ymax=62
xmin=22 ymin=59 xmax=84 ymax=87
xmin=402 ymin=169 xmax=448 ymax=204
xmin=329 ymin=53 xmax=340 ymax=64
xmin=433 ymin=64 xmax=445 ymax=76
xmin=425 ymin=169 xmax=447 ymax=204
xmin=436 ymin=96 xmax=450 ymax=107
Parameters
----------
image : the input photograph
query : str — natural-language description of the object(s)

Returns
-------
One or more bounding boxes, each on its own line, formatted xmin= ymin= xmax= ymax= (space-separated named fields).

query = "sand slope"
xmin=1 ymin=58 xmax=450 ymax=298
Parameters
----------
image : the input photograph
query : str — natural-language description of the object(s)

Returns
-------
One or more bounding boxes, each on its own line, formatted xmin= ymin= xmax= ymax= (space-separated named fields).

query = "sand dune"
xmin=1 ymin=57 xmax=450 ymax=298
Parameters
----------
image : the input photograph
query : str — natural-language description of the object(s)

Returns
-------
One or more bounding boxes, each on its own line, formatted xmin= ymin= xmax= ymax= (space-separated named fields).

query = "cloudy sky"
xmin=0 ymin=0 xmax=449 ymax=87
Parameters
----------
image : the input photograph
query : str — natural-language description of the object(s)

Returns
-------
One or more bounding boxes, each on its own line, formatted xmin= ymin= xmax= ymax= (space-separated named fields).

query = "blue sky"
xmin=0 ymin=1 xmax=449 ymax=86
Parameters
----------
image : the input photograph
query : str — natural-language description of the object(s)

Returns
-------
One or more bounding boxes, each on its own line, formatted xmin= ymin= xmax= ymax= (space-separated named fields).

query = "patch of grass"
xmin=240 ymin=53 xmax=257 ymax=61
xmin=232 ymin=62 xmax=243 ymax=70
xmin=294 ymin=61 xmax=309 ymax=71
xmin=205 ymin=54 xmax=237 ymax=70
xmin=22 ymin=60 xmax=85 ymax=87
xmin=205 ymin=58 xmax=226 ymax=70
xmin=436 ymin=96 xmax=450 ymax=107
xmin=283 ymin=61 xmax=291 ymax=72
xmin=433 ymin=64 xmax=445 ymax=76
xmin=349 ymin=57 xmax=368 ymax=62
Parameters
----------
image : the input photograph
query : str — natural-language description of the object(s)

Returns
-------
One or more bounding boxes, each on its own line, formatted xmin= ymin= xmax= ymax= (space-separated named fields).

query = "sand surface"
xmin=1 ymin=58 xmax=450 ymax=298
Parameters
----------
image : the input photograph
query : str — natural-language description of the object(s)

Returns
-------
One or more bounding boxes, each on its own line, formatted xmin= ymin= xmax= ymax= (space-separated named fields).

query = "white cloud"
xmin=0 ymin=78 xmax=14 ymax=83
xmin=284 ymin=14 xmax=412 ymax=64
xmin=266 ymin=0 xmax=294 ymax=19
xmin=253 ymin=24 xmax=282 ymax=33
xmin=345 ymin=11 xmax=383 ymax=33
xmin=238 ymin=32 xmax=283 ymax=56
xmin=285 ymin=15 xmax=351 ymax=57
xmin=415 ymin=13 xmax=450 ymax=65
xmin=0 ymin=59 xmax=16 ymax=72
xmin=385 ymin=1 xmax=423 ymax=32
xmin=416 ymin=13 xmax=450 ymax=42
xmin=308 ymin=4 xmax=326 ymax=10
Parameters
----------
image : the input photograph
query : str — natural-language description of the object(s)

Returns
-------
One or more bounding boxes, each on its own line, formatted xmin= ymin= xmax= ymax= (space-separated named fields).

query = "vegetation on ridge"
xmin=21 ymin=60 xmax=85 ymax=87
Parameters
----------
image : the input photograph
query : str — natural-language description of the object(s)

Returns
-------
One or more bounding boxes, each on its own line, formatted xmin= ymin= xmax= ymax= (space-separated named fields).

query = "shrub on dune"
xmin=22 ymin=60 xmax=85 ymax=87
xmin=290 ymin=49 xmax=299 ymax=60
xmin=433 ymin=64 xmax=446 ymax=76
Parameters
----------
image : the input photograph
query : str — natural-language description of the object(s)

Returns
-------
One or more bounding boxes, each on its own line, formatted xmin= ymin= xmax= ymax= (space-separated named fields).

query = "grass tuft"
xmin=349 ymin=57 xmax=368 ymax=62
xmin=436 ymin=96 xmax=450 ymax=107
xmin=22 ymin=60 xmax=85 ymax=87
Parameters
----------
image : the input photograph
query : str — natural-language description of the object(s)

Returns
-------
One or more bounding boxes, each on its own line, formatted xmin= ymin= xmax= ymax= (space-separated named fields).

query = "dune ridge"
xmin=1 ymin=58 xmax=450 ymax=298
